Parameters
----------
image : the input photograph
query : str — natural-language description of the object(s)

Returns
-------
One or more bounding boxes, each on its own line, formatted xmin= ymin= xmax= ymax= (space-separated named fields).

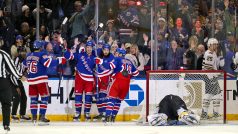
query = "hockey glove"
xmin=58 ymin=57 xmax=67 ymax=65
xmin=79 ymin=46 xmax=85 ymax=53
xmin=95 ymin=57 xmax=103 ymax=65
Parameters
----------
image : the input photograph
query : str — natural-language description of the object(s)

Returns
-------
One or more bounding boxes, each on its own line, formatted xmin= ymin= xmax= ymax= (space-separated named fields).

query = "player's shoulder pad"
xmin=40 ymin=52 xmax=49 ymax=59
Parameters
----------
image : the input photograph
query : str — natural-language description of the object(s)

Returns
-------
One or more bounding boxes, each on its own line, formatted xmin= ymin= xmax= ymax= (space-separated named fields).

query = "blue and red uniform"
xmin=24 ymin=51 xmax=65 ymax=117
xmin=95 ymin=52 xmax=114 ymax=116
xmin=64 ymin=43 xmax=96 ymax=119
xmin=106 ymin=56 xmax=139 ymax=120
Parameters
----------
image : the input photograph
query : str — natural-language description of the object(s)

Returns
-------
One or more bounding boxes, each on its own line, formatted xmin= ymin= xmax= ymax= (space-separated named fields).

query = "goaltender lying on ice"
xmin=148 ymin=94 xmax=200 ymax=126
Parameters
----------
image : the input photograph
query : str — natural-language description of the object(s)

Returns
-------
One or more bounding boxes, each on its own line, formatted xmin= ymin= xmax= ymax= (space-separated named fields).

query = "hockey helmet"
xmin=207 ymin=38 xmax=218 ymax=47
xmin=98 ymin=40 xmax=105 ymax=45
xmin=33 ymin=40 xmax=43 ymax=50
xmin=117 ymin=48 xmax=126 ymax=56
xmin=102 ymin=43 xmax=111 ymax=50
xmin=86 ymin=41 xmax=94 ymax=47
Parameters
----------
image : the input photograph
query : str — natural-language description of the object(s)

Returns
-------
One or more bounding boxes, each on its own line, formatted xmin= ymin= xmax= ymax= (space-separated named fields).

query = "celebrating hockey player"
xmin=147 ymin=95 xmax=200 ymax=126
xmin=65 ymin=41 xmax=96 ymax=122
xmin=24 ymin=40 xmax=66 ymax=125
xmin=201 ymin=38 xmax=224 ymax=119
xmin=93 ymin=43 xmax=114 ymax=121
xmin=95 ymin=48 xmax=139 ymax=124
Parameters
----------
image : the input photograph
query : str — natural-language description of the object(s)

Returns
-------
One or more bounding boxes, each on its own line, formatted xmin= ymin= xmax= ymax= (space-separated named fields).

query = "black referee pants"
xmin=12 ymin=81 xmax=27 ymax=116
xmin=0 ymin=78 xmax=12 ymax=127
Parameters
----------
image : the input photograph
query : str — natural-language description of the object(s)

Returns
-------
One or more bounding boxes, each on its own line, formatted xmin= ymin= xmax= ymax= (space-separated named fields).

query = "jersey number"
xmin=27 ymin=61 xmax=38 ymax=73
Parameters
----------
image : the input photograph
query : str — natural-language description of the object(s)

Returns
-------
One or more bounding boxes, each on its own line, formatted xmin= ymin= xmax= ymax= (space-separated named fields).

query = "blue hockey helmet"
xmin=98 ymin=40 xmax=105 ymax=45
xmin=33 ymin=40 xmax=43 ymax=50
xmin=102 ymin=43 xmax=111 ymax=50
xmin=117 ymin=48 xmax=126 ymax=56
xmin=86 ymin=41 xmax=94 ymax=47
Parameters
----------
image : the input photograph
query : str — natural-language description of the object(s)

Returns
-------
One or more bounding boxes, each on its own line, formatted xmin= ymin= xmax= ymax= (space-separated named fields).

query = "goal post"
xmin=145 ymin=70 xmax=226 ymax=124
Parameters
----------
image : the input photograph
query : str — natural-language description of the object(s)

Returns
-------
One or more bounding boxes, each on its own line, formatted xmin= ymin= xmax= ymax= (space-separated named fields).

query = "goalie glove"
xmin=178 ymin=111 xmax=200 ymax=125
xmin=147 ymin=113 xmax=168 ymax=126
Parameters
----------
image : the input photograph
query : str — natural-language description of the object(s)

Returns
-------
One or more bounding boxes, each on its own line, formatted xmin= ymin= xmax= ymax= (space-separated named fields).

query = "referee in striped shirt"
xmin=0 ymin=38 xmax=23 ymax=132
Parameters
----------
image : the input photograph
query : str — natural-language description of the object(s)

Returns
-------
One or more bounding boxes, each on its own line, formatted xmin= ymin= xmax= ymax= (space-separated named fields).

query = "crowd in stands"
xmin=0 ymin=0 xmax=238 ymax=78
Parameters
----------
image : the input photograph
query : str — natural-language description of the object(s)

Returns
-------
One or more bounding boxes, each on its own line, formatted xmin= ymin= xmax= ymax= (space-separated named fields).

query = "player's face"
xmin=114 ymin=52 xmax=119 ymax=57
xmin=210 ymin=43 xmax=218 ymax=52
xmin=86 ymin=46 xmax=93 ymax=55
xmin=103 ymin=48 xmax=110 ymax=56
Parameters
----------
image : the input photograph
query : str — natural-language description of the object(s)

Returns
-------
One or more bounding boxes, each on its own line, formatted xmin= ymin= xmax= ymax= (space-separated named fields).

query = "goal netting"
xmin=138 ymin=70 xmax=226 ymax=124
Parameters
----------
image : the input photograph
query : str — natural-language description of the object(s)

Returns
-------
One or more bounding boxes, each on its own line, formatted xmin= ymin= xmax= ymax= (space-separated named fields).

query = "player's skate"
xmin=111 ymin=116 xmax=116 ymax=122
xmin=38 ymin=115 xmax=50 ymax=126
xmin=85 ymin=113 xmax=91 ymax=122
xmin=200 ymin=111 xmax=209 ymax=120
xmin=211 ymin=112 xmax=222 ymax=120
xmin=4 ymin=126 xmax=10 ymax=134
xmin=93 ymin=113 xmax=103 ymax=122
xmin=73 ymin=114 xmax=80 ymax=122
xmin=20 ymin=115 xmax=31 ymax=122
xmin=11 ymin=115 xmax=20 ymax=123
xmin=32 ymin=115 xmax=37 ymax=125
xmin=101 ymin=115 xmax=106 ymax=122
xmin=103 ymin=116 xmax=110 ymax=126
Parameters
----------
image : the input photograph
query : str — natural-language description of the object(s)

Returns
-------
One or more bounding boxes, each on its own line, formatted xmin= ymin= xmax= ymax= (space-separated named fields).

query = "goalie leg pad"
xmin=178 ymin=111 xmax=200 ymax=125
xmin=147 ymin=113 xmax=168 ymax=126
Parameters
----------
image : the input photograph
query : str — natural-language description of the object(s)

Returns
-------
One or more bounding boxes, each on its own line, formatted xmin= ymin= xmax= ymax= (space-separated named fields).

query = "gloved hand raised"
xmin=95 ymin=57 xmax=103 ymax=65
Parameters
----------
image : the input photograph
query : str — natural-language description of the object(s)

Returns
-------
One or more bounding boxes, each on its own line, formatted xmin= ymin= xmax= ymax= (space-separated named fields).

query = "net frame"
xmin=145 ymin=70 xmax=227 ymax=124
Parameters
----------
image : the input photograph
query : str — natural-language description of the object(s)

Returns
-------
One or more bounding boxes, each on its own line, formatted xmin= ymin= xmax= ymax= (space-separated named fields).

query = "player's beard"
xmin=103 ymin=52 xmax=110 ymax=58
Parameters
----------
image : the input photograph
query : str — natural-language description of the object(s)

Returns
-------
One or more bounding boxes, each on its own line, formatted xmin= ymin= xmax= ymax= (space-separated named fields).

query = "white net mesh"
xmin=139 ymin=71 xmax=225 ymax=124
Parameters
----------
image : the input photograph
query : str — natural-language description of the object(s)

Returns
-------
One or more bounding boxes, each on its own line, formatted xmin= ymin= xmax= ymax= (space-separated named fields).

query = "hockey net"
xmin=139 ymin=70 xmax=226 ymax=124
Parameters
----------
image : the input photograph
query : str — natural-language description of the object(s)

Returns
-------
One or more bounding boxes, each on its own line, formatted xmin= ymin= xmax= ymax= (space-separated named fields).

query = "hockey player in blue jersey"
xmin=95 ymin=48 xmax=139 ymax=124
xmin=64 ymin=41 xmax=96 ymax=122
xmin=24 ymin=40 xmax=66 ymax=125
xmin=93 ymin=43 xmax=114 ymax=122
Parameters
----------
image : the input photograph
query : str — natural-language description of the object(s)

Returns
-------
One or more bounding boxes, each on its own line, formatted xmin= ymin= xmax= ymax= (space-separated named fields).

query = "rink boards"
xmin=0 ymin=78 xmax=238 ymax=121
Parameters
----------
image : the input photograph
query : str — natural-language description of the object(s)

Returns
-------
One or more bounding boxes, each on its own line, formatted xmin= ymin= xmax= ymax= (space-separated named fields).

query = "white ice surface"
xmin=1 ymin=121 xmax=238 ymax=134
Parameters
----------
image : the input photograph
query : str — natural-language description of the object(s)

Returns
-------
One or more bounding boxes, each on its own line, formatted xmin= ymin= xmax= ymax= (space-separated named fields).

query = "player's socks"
xmin=30 ymin=97 xmax=38 ymax=117
xmin=112 ymin=99 xmax=121 ymax=119
xmin=74 ymin=94 xmax=82 ymax=121
xmin=105 ymin=97 xmax=117 ymax=117
xmin=39 ymin=96 xmax=49 ymax=115
xmin=84 ymin=93 xmax=92 ymax=122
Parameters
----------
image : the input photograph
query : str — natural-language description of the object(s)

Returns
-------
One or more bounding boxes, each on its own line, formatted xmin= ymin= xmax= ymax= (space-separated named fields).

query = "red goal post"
xmin=145 ymin=70 xmax=227 ymax=124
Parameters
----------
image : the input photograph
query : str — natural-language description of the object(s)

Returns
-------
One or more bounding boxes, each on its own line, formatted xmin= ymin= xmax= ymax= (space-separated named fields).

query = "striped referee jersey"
xmin=0 ymin=49 xmax=22 ymax=80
